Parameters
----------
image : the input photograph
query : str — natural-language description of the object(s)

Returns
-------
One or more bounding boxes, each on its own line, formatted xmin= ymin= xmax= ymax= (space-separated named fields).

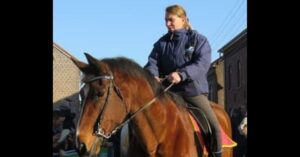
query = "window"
xmin=237 ymin=60 xmax=241 ymax=87
xmin=228 ymin=65 xmax=232 ymax=90
xmin=234 ymin=93 xmax=237 ymax=103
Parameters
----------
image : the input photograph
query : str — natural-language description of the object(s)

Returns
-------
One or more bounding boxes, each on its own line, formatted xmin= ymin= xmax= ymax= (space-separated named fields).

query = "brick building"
xmin=207 ymin=57 xmax=225 ymax=107
xmin=219 ymin=29 xmax=247 ymax=112
xmin=53 ymin=42 xmax=81 ymax=122
xmin=207 ymin=29 xmax=247 ymax=112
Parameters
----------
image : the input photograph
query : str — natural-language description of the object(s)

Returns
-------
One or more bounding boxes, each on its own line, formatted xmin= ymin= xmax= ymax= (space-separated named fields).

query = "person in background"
xmin=238 ymin=112 xmax=247 ymax=138
xmin=59 ymin=102 xmax=77 ymax=152
xmin=53 ymin=110 xmax=66 ymax=157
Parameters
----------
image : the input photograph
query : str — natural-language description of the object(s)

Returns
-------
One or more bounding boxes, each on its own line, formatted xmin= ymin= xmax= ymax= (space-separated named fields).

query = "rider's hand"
xmin=154 ymin=76 xmax=162 ymax=83
xmin=168 ymin=72 xmax=181 ymax=84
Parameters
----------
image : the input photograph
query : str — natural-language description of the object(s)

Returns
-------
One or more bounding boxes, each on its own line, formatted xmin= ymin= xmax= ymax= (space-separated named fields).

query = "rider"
xmin=144 ymin=4 xmax=222 ymax=157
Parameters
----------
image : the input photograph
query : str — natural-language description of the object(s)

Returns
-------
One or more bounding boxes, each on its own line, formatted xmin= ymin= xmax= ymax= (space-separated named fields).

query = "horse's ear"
xmin=70 ymin=57 xmax=88 ymax=72
xmin=84 ymin=53 xmax=100 ymax=69
xmin=84 ymin=53 xmax=110 ymax=74
xmin=84 ymin=53 xmax=105 ymax=72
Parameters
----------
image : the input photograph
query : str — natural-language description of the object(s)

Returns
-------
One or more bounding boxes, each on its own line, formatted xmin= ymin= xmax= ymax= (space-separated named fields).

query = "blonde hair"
xmin=166 ymin=4 xmax=192 ymax=30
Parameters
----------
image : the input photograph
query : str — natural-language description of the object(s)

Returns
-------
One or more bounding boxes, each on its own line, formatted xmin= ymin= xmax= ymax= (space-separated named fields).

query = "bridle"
xmin=78 ymin=73 xmax=173 ymax=157
xmin=82 ymin=74 xmax=173 ymax=139
xmin=82 ymin=74 xmax=125 ymax=139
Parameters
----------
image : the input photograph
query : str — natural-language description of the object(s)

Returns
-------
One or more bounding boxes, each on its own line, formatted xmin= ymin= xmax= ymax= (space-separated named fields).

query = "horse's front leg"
xmin=131 ymin=117 xmax=159 ymax=157
xmin=127 ymin=136 xmax=148 ymax=157
xmin=134 ymin=129 xmax=159 ymax=157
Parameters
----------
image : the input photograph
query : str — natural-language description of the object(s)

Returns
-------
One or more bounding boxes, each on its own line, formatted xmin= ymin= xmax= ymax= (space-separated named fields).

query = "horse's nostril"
xmin=79 ymin=143 xmax=87 ymax=155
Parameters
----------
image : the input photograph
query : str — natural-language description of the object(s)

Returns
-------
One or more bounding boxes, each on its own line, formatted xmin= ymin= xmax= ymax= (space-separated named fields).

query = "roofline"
xmin=218 ymin=28 xmax=247 ymax=53
xmin=211 ymin=55 xmax=224 ymax=65
xmin=53 ymin=42 xmax=79 ymax=61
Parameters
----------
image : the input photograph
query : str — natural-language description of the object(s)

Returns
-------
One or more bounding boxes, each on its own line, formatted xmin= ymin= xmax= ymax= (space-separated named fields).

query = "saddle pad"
xmin=188 ymin=112 xmax=237 ymax=152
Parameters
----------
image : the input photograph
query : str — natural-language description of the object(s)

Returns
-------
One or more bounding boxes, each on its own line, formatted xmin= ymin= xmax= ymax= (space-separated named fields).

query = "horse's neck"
xmin=129 ymin=89 xmax=190 ymax=131
xmin=130 ymin=97 xmax=197 ymax=156
xmin=131 ymin=97 xmax=187 ymax=139
xmin=122 ymin=78 xmax=194 ymax=153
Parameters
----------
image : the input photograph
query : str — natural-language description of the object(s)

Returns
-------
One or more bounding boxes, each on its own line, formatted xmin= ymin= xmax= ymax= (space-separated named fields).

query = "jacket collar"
xmin=167 ymin=28 xmax=188 ymax=40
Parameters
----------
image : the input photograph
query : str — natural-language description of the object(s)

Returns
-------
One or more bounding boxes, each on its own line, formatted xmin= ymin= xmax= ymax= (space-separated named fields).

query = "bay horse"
xmin=72 ymin=53 xmax=234 ymax=157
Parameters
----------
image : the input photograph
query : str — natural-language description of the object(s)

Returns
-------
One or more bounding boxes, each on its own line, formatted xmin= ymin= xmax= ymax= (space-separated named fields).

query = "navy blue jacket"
xmin=144 ymin=28 xmax=211 ymax=97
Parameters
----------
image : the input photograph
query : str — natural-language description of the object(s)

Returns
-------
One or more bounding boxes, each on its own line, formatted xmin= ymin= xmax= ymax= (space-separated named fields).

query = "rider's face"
xmin=165 ymin=13 xmax=185 ymax=32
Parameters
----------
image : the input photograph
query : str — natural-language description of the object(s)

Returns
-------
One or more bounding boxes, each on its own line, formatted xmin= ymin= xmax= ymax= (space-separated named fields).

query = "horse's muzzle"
xmin=77 ymin=143 xmax=87 ymax=156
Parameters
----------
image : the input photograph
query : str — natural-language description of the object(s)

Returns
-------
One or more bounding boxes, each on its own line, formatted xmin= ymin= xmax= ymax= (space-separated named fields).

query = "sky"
xmin=54 ymin=0 xmax=247 ymax=66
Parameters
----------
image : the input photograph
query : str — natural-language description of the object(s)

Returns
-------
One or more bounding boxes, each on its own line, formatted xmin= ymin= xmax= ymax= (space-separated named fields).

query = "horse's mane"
xmin=101 ymin=57 xmax=186 ymax=108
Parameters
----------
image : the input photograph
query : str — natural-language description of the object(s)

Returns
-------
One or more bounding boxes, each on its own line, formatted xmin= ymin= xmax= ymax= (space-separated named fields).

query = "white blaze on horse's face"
xmin=79 ymin=83 xmax=90 ymax=104
xmin=76 ymin=83 xmax=90 ymax=148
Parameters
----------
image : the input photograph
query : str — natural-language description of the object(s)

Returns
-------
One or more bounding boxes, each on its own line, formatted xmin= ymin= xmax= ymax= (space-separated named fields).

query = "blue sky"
xmin=54 ymin=0 xmax=246 ymax=66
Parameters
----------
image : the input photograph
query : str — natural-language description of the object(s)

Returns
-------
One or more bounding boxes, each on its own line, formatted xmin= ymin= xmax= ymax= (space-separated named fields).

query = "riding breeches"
xmin=183 ymin=94 xmax=222 ymax=153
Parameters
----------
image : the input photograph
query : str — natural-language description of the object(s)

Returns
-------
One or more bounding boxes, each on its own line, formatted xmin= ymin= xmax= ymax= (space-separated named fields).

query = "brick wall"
xmin=53 ymin=43 xmax=81 ymax=123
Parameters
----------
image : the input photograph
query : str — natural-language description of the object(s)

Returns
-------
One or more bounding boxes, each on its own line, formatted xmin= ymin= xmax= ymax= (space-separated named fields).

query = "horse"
xmin=72 ymin=53 xmax=234 ymax=157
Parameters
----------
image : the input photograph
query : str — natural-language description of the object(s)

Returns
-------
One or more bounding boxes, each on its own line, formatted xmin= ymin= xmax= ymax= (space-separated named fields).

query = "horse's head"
xmin=72 ymin=53 xmax=128 ymax=156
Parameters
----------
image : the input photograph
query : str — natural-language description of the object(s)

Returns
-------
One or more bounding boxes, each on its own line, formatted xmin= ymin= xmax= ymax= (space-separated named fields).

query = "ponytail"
xmin=166 ymin=5 xmax=193 ymax=30
xmin=185 ymin=18 xmax=193 ymax=30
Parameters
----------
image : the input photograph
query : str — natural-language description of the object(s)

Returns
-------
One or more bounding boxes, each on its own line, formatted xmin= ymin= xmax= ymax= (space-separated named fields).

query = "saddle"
xmin=163 ymin=90 xmax=216 ymax=154
xmin=161 ymin=87 xmax=236 ymax=156
xmin=187 ymin=106 xmax=214 ymax=155
xmin=187 ymin=105 xmax=237 ymax=157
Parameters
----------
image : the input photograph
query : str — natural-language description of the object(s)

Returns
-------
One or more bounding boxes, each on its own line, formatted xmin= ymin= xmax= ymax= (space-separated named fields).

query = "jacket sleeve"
xmin=178 ymin=36 xmax=211 ymax=81
xmin=144 ymin=42 xmax=160 ymax=77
